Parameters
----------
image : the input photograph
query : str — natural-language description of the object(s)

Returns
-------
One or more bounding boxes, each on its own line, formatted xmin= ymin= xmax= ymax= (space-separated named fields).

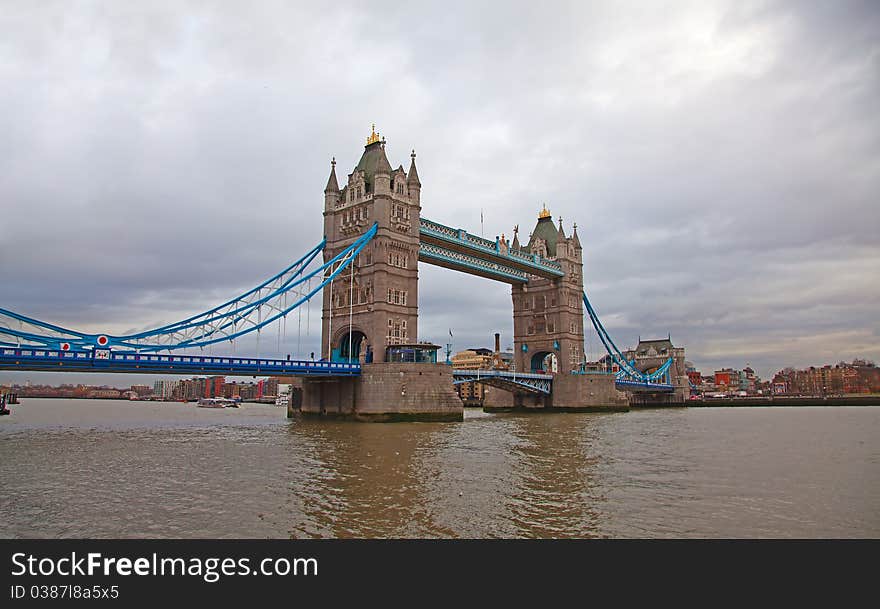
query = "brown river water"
xmin=1 ymin=399 xmax=878 ymax=538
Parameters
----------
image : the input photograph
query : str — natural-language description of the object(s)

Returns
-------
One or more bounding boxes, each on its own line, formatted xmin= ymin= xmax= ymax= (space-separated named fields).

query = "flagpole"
xmin=447 ymin=328 xmax=453 ymax=364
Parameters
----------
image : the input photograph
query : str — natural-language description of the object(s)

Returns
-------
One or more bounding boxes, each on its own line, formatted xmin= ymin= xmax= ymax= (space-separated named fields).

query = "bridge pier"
xmin=484 ymin=373 xmax=628 ymax=413
xmin=296 ymin=363 xmax=463 ymax=422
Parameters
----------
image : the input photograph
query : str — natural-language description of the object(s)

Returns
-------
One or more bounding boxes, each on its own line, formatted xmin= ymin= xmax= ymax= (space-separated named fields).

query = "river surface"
xmin=1 ymin=399 xmax=878 ymax=538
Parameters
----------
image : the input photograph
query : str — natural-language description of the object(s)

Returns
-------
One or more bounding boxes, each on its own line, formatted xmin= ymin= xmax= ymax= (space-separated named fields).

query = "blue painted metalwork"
xmin=615 ymin=379 xmax=674 ymax=392
xmin=452 ymin=369 xmax=553 ymax=395
xmin=0 ymin=347 xmax=359 ymax=377
xmin=0 ymin=224 xmax=378 ymax=352
xmin=419 ymin=217 xmax=564 ymax=279
xmin=581 ymin=290 xmax=676 ymax=391
xmin=418 ymin=243 xmax=530 ymax=283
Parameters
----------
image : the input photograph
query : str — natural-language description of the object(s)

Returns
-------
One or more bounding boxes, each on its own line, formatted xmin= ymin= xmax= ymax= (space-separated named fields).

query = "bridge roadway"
xmin=1 ymin=348 xmax=674 ymax=393
xmin=452 ymin=369 xmax=674 ymax=394
xmin=0 ymin=347 xmax=359 ymax=377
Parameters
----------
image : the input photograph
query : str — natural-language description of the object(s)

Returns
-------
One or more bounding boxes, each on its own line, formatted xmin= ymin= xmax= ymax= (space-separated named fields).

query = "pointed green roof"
xmin=527 ymin=215 xmax=559 ymax=257
xmin=354 ymin=141 xmax=393 ymax=188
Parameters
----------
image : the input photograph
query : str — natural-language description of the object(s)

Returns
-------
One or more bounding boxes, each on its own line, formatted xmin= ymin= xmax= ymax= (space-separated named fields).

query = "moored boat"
xmin=197 ymin=397 xmax=238 ymax=408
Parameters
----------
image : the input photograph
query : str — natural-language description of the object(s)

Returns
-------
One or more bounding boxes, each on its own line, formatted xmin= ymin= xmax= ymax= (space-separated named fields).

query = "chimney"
xmin=494 ymin=333 xmax=500 ymax=354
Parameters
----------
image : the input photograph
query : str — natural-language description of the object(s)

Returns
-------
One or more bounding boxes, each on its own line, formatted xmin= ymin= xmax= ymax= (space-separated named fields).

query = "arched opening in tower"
xmin=530 ymin=351 xmax=558 ymax=374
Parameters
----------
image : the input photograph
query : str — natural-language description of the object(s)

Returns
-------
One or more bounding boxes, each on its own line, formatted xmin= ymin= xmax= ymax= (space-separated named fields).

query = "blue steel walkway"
xmin=453 ymin=369 xmax=554 ymax=394
xmin=419 ymin=217 xmax=564 ymax=283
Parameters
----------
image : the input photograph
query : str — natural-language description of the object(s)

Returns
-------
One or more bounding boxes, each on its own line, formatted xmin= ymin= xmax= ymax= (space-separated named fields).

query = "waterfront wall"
xmin=689 ymin=395 xmax=880 ymax=407
xmin=296 ymin=362 xmax=463 ymax=422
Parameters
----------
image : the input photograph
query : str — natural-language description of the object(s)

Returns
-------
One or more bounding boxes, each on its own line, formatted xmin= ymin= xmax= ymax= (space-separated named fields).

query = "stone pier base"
xmin=484 ymin=373 xmax=629 ymax=413
xmin=295 ymin=363 xmax=463 ymax=422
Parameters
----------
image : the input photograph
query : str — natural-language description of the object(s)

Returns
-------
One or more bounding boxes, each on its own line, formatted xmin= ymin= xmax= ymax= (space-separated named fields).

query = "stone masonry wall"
xmin=299 ymin=362 xmax=463 ymax=422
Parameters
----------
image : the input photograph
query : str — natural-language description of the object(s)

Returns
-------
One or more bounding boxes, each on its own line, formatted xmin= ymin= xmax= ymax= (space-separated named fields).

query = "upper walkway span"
xmin=419 ymin=217 xmax=564 ymax=283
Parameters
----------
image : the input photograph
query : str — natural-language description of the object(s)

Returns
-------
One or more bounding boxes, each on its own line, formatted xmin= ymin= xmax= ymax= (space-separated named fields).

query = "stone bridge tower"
xmin=511 ymin=206 xmax=585 ymax=374
xmin=321 ymin=126 xmax=422 ymax=363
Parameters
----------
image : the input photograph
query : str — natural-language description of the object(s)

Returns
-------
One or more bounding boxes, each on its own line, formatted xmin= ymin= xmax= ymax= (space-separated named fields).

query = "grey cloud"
xmin=1 ymin=0 xmax=878 ymax=386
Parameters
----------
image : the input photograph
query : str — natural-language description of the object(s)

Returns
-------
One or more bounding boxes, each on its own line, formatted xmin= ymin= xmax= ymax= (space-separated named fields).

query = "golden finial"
xmin=538 ymin=203 xmax=551 ymax=219
xmin=366 ymin=123 xmax=380 ymax=145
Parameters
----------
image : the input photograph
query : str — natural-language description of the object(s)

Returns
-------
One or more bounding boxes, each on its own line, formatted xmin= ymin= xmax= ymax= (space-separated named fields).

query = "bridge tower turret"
xmin=511 ymin=207 xmax=585 ymax=375
xmin=321 ymin=126 xmax=421 ymax=363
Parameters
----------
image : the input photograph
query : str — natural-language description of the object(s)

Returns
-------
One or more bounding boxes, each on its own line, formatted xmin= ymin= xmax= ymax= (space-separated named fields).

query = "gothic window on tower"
xmin=388 ymin=251 xmax=409 ymax=269
xmin=357 ymin=186 xmax=362 ymax=198
xmin=548 ymin=321 xmax=555 ymax=333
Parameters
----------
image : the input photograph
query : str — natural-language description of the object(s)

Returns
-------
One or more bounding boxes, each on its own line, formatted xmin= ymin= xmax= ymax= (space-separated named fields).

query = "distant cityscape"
xmin=449 ymin=345 xmax=880 ymax=404
xmin=2 ymin=357 xmax=878 ymax=403
xmin=0 ymin=376 xmax=290 ymax=402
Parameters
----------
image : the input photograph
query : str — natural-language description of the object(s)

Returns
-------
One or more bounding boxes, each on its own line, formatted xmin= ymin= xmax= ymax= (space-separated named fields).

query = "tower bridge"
xmin=0 ymin=125 xmax=690 ymax=421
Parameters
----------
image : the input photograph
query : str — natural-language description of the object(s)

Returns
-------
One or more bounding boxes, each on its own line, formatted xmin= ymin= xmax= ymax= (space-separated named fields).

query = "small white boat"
xmin=197 ymin=397 xmax=238 ymax=408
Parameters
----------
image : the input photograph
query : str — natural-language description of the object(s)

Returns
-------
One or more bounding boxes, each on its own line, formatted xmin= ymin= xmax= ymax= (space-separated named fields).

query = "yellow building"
xmin=451 ymin=349 xmax=494 ymax=404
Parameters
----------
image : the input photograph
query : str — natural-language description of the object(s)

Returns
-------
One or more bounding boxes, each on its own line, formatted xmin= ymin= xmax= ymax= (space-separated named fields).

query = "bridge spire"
xmin=407 ymin=149 xmax=421 ymax=187
xmin=557 ymin=215 xmax=566 ymax=240
xmin=324 ymin=156 xmax=340 ymax=193
xmin=366 ymin=123 xmax=381 ymax=145
xmin=539 ymin=203 xmax=551 ymax=219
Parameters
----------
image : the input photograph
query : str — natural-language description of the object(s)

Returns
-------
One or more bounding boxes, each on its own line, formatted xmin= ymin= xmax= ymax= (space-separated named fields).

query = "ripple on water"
xmin=1 ymin=401 xmax=879 ymax=538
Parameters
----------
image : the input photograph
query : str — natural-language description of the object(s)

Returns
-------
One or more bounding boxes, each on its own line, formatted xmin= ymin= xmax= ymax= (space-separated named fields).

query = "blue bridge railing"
xmin=420 ymin=217 xmax=564 ymax=279
xmin=0 ymin=348 xmax=360 ymax=377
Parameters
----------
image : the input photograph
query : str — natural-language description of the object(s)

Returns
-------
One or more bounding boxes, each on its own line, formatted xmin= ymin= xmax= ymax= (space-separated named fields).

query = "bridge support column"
xmin=672 ymin=375 xmax=691 ymax=402
xmin=550 ymin=374 xmax=628 ymax=411
xmin=297 ymin=363 xmax=463 ymax=422
xmin=483 ymin=373 xmax=628 ymax=413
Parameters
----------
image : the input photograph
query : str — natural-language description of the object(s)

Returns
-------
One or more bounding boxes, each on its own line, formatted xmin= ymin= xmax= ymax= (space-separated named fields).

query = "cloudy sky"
xmin=1 ymin=0 xmax=878 ymax=386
